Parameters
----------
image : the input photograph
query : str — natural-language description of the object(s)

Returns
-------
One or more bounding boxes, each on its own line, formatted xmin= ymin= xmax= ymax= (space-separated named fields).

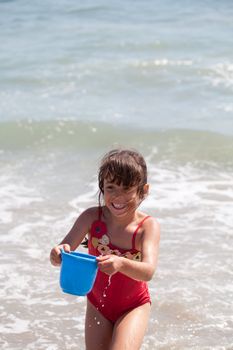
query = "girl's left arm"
xmin=97 ymin=217 xmax=160 ymax=281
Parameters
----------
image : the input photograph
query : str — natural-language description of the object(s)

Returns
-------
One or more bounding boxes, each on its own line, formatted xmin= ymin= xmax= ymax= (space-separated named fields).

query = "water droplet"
xmin=102 ymin=275 xmax=113 ymax=298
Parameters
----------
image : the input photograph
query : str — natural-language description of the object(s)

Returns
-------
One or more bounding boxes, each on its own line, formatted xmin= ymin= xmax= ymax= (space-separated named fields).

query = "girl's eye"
xmin=124 ymin=188 xmax=131 ymax=193
xmin=124 ymin=188 xmax=136 ymax=194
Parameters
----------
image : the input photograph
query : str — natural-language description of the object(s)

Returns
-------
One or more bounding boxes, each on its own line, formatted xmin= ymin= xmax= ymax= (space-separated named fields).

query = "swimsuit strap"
xmin=132 ymin=216 xmax=151 ymax=250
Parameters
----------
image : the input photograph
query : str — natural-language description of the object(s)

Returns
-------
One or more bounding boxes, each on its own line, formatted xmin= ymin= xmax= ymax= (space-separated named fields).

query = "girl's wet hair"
xmin=98 ymin=149 xmax=147 ymax=203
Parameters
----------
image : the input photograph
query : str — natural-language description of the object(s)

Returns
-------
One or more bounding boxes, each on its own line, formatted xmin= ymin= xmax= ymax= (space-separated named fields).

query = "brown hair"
xmin=98 ymin=149 xmax=147 ymax=204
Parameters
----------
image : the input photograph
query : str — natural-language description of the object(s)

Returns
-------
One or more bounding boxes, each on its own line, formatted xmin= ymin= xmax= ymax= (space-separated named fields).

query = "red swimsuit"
xmin=87 ymin=208 xmax=151 ymax=323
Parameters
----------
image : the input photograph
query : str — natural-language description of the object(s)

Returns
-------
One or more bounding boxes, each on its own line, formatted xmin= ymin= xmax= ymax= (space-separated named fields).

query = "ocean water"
xmin=0 ymin=1 xmax=233 ymax=349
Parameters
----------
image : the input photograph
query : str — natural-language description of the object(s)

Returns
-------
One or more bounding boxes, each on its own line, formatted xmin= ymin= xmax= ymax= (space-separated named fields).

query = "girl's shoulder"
xmin=136 ymin=211 xmax=160 ymax=235
xmin=82 ymin=206 xmax=100 ymax=220
xmin=74 ymin=207 xmax=100 ymax=235
xmin=71 ymin=206 xmax=99 ymax=230
xmin=137 ymin=210 xmax=158 ymax=225
xmin=140 ymin=214 xmax=160 ymax=241
xmin=131 ymin=212 xmax=160 ymax=251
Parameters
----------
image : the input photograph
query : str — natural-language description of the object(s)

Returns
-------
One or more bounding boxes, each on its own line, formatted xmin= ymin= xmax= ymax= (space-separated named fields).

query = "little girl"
xmin=50 ymin=148 xmax=160 ymax=350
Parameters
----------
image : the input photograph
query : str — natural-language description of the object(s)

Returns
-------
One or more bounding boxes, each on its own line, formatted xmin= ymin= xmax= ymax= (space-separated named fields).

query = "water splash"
xmin=98 ymin=275 xmax=113 ymax=310
xmin=103 ymin=275 xmax=112 ymax=298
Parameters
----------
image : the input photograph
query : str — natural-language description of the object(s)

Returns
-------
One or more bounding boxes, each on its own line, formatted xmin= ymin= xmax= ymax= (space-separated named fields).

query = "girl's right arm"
xmin=50 ymin=207 xmax=95 ymax=266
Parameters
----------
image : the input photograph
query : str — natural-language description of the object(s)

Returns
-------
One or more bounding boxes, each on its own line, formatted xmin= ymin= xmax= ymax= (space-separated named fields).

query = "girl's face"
xmin=103 ymin=179 xmax=148 ymax=217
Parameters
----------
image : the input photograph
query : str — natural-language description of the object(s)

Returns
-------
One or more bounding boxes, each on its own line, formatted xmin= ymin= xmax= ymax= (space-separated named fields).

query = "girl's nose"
xmin=112 ymin=189 xmax=123 ymax=199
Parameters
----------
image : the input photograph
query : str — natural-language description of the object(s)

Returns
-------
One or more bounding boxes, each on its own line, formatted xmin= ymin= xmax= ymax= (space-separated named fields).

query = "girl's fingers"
xmin=50 ymin=244 xmax=70 ymax=266
xmin=54 ymin=244 xmax=70 ymax=255
xmin=96 ymin=255 xmax=111 ymax=262
xmin=61 ymin=244 xmax=70 ymax=252
xmin=54 ymin=246 xmax=62 ymax=255
xmin=50 ymin=249 xmax=61 ymax=266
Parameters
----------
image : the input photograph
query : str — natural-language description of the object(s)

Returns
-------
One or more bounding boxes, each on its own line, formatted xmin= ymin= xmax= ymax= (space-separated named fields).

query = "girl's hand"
xmin=96 ymin=255 xmax=123 ymax=275
xmin=50 ymin=244 xmax=70 ymax=266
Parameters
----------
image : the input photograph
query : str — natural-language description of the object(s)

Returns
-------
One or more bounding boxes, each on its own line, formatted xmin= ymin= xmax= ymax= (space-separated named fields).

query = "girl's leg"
xmin=110 ymin=302 xmax=151 ymax=350
xmin=85 ymin=299 xmax=113 ymax=350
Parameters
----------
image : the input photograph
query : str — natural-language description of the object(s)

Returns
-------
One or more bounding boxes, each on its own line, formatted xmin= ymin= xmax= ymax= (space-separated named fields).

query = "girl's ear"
xmin=143 ymin=184 xmax=149 ymax=197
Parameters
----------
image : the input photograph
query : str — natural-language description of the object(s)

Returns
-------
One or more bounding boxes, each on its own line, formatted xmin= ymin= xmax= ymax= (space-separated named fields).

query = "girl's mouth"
xmin=111 ymin=203 xmax=126 ymax=210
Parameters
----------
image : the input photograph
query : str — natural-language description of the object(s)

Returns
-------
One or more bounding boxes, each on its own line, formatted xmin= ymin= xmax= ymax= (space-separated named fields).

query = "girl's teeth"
xmin=112 ymin=203 xmax=125 ymax=209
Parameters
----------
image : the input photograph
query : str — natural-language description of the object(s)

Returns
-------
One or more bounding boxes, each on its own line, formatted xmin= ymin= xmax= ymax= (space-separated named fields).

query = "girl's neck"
xmin=103 ymin=206 xmax=138 ymax=228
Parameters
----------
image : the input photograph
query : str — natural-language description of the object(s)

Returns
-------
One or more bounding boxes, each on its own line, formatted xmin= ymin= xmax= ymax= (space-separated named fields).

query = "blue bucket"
xmin=60 ymin=251 xmax=98 ymax=296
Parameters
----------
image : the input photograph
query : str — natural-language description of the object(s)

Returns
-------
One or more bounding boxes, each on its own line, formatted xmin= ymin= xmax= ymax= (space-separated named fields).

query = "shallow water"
xmin=0 ymin=0 xmax=233 ymax=134
xmin=0 ymin=126 xmax=233 ymax=349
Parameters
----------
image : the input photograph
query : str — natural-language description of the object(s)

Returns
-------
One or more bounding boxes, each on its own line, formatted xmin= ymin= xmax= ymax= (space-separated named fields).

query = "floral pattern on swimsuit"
xmin=90 ymin=220 xmax=141 ymax=261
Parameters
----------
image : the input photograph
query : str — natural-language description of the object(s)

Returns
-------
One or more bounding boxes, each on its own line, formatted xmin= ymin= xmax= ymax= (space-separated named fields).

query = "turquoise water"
xmin=0 ymin=0 xmax=233 ymax=133
xmin=0 ymin=1 xmax=233 ymax=349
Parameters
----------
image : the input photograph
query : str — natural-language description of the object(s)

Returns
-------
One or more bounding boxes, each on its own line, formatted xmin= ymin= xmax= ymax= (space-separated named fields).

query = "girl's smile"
xmin=111 ymin=202 xmax=126 ymax=210
xmin=103 ymin=180 xmax=140 ymax=217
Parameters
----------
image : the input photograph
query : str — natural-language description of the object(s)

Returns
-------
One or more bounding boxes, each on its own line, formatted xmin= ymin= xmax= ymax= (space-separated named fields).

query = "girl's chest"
xmin=89 ymin=220 xmax=141 ymax=261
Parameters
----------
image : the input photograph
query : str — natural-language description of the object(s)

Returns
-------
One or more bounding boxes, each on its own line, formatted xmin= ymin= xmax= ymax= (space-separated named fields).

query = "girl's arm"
xmin=50 ymin=207 xmax=95 ymax=266
xmin=97 ymin=217 xmax=160 ymax=281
